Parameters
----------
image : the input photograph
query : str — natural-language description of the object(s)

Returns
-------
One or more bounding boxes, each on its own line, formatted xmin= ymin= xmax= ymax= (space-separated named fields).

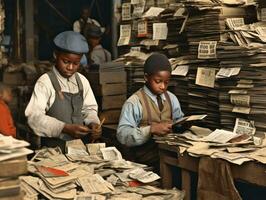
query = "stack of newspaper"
xmin=170 ymin=1 xmax=257 ymax=129
xmin=0 ymin=134 xmax=33 ymax=199
xmin=183 ymin=2 xmax=256 ymax=42
xmin=169 ymin=58 xmax=190 ymax=114
xmin=155 ymin=124 xmax=266 ymax=165
xmin=21 ymin=140 xmax=185 ymax=200
xmin=115 ymin=51 xmax=151 ymax=96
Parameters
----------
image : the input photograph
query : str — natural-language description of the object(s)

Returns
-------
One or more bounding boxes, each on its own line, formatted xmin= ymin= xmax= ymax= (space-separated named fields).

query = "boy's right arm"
xmin=116 ymin=95 xmax=151 ymax=147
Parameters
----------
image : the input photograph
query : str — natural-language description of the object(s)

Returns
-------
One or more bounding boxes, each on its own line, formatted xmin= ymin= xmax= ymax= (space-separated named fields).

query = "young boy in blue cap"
xmin=25 ymin=31 xmax=101 ymax=150
xmin=117 ymin=53 xmax=184 ymax=169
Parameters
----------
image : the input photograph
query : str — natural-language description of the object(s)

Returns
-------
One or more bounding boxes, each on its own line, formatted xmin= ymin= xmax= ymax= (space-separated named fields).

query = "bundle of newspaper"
xmin=0 ymin=134 xmax=33 ymax=199
xmin=115 ymin=51 xmax=151 ymax=96
xmin=155 ymin=124 xmax=266 ymax=165
xmin=21 ymin=140 xmax=185 ymax=200
xmin=118 ymin=1 xmax=187 ymax=55
xmin=182 ymin=0 xmax=257 ymax=42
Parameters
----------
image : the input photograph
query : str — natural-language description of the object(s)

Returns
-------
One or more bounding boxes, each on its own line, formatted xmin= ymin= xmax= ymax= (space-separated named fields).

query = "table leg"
xmin=160 ymin=154 xmax=173 ymax=188
xmin=182 ymin=169 xmax=191 ymax=200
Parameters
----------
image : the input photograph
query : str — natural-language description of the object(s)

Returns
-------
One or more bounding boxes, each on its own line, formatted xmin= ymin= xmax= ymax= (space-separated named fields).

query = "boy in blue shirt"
xmin=117 ymin=53 xmax=184 ymax=169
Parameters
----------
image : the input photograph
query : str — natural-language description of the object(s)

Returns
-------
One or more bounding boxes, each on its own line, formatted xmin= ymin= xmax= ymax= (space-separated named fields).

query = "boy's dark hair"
xmin=144 ymin=53 xmax=171 ymax=75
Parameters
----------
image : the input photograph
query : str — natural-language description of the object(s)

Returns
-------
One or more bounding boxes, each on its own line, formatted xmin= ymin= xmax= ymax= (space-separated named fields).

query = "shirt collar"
xmin=52 ymin=66 xmax=77 ymax=85
xmin=93 ymin=44 xmax=103 ymax=50
xmin=143 ymin=85 xmax=166 ymax=103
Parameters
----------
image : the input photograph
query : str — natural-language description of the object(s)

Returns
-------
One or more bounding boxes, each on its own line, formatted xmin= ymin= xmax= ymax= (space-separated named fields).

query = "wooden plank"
xmin=99 ymin=95 xmax=126 ymax=110
xmin=25 ymin=0 xmax=35 ymax=62
xmin=91 ymin=83 xmax=127 ymax=96
xmin=158 ymin=143 xmax=266 ymax=190
xmin=182 ymin=169 xmax=191 ymax=200
xmin=87 ymin=71 xmax=127 ymax=84
xmin=160 ymin=151 xmax=173 ymax=189
xmin=99 ymin=109 xmax=121 ymax=124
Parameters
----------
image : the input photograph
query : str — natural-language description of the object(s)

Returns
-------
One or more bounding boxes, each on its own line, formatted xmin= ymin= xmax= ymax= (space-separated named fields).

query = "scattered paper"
xmin=172 ymin=65 xmax=189 ymax=76
xmin=117 ymin=25 xmax=131 ymax=46
xmin=230 ymin=94 xmax=250 ymax=107
xmin=232 ymin=106 xmax=250 ymax=114
xmin=152 ymin=23 xmax=168 ymax=40
xmin=133 ymin=3 xmax=145 ymax=17
xmin=203 ymin=129 xmax=239 ymax=144
xmin=128 ymin=168 xmax=160 ymax=183
xmin=86 ymin=143 xmax=106 ymax=155
xmin=174 ymin=7 xmax=185 ymax=17
xmin=142 ymin=7 xmax=165 ymax=18
xmin=216 ymin=67 xmax=241 ymax=78
xmin=195 ymin=67 xmax=216 ymax=88
xmin=233 ymin=118 xmax=256 ymax=136
xmin=138 ymin=20 xmax=148 ymax=37
xmin=78 ymin=174 xmax=114 ymax=194
xmin=100 ymin=147 xmax=123 ymax=160
xmin=198 ymin=41 xmax=217 ymax=59
xmin=226 ymin=18 xmax=245 ymax=30
xmin=122 ymin=3 xmax=131 ymax=21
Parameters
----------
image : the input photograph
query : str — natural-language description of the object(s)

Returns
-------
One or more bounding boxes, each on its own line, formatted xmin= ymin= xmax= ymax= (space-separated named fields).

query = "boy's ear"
xmin=53 ymin=51 xmax=57 ymax=59
xmin=144 ymin=73 xmax=149 ymax=82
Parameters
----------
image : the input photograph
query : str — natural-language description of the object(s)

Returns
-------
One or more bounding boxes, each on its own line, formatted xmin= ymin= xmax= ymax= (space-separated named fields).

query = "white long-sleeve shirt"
xmin=25 ymin=67 xmax=100 ymax=138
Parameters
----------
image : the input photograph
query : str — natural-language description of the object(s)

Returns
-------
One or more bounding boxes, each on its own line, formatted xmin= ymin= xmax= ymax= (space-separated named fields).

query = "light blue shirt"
xmin=117 ymin=86 xmax=184 ymax=147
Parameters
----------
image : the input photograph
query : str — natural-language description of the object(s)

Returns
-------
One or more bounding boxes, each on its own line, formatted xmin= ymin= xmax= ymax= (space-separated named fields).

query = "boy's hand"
xmin=63 ymin=124 xmax=89 ymax=138
xmin=150 ymin=122 xmax=172 ymax=136
xmin=87 ymin=123 xmax=102 ymax=142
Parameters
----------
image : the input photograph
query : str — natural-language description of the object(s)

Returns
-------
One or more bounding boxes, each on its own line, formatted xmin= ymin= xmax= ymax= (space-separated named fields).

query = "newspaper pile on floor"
xmin=155 ymin=123 xmax=266 ymax=165
xmin=21 ymin=139 xmax=185 ymax=200
xmin=0 ymin=134 xmax=33 ymax=199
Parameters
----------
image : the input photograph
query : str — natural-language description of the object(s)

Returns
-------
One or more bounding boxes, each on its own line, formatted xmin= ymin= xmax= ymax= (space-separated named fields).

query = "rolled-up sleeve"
xmin=117 ymin=95 xmax=151 ymax=147
xmin=25 ymin=76 xmax=65 ymax=138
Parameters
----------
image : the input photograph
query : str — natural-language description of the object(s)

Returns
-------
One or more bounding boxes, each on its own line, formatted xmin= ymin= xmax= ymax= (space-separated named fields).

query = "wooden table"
xmin=159 ymin=143 xmax=266 ymax=200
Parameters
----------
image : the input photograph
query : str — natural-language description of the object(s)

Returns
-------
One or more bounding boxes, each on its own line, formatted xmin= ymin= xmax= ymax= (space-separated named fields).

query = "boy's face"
xmin=1 ymin=89 xmax=13 ymax=104
xmin=81 ymin=9 xmax=90 ymax=21
xmin=88 ymin=37 xmax=100 ymax=47
xmin=55 ymin=52 xmax=82 ymax=78
xmin=145 ymin=71 xmax=171 ymax=95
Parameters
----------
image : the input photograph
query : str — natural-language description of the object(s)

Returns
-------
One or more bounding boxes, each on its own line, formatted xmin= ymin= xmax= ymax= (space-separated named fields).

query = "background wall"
xmin=4 ymin=0 xmax=112 ymax=60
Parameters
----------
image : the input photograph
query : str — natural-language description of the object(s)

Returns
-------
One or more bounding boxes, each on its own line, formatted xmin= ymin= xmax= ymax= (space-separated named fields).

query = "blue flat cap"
xmin=54 ymin=31 xmax=89 ymax=54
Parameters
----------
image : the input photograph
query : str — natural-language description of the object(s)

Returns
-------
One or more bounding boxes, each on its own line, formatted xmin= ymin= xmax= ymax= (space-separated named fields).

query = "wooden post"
xmin=24 ymin=0 xmax=35 ymax=62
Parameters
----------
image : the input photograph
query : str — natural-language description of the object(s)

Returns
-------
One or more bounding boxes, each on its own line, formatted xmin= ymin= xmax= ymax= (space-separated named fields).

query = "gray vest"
xmin=46 ymin=71 xmax=84 ymax=141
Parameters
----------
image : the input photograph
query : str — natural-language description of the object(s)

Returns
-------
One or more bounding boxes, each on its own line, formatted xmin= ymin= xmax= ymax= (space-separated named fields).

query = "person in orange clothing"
xmin=0 ymin=83 xmax=16 ymax=137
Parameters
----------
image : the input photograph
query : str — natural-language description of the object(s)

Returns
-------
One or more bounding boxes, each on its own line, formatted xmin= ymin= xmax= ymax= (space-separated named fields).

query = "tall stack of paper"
xmin=217 ymin=43 xmax=266 ymax=137
xmin=169 ymin=2 xmax=258 ymax=129
xmin=86 ymin=62 xmax=127 ymax=124
xmin=115 ymin=51 xmax=150 ymax=96
xmin=169 ymin=58 xmax=190 ymax=115
xmin=183 ymin=2 xmax=257 ymax=41
xmin=0 ymin=135 xmax=32 ymax=199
